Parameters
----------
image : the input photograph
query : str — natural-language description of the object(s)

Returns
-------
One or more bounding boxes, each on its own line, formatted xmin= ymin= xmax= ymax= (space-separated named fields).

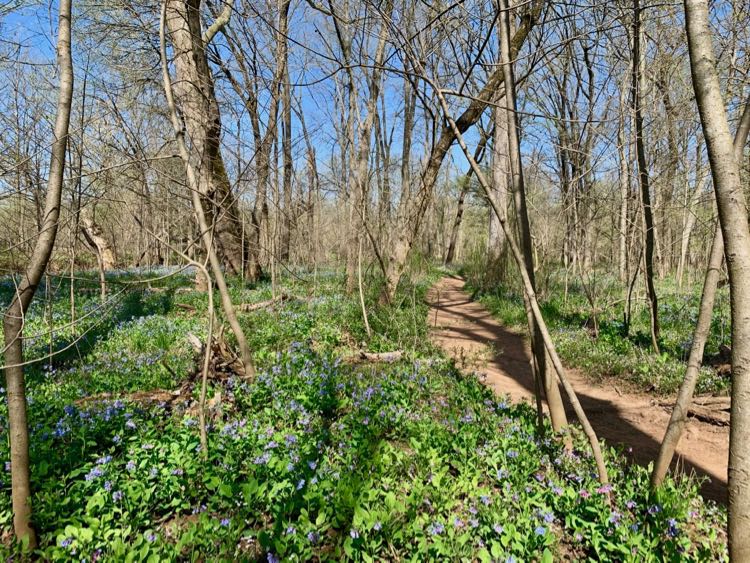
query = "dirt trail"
xmin=427 ymin=275 xmax=729 ymax=503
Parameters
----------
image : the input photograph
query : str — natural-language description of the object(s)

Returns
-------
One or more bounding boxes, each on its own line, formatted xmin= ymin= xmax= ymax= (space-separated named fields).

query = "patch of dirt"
xmin=427 ymin=275 xmax=729 ymax=504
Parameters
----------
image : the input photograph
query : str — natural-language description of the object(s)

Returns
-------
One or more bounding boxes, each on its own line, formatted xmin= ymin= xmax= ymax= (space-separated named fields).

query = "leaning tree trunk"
xmin=632 ymin=0 xmax=660 ymax=353
xmin=684 ymin=2 xmax=750 ymax=557
xmin=2 ymin=0 xmax=73 ymax=547
xmin=421 ymin=52 xmax=610 ymax=487
xmin=380 ymin=0 xmax=543 ymax=303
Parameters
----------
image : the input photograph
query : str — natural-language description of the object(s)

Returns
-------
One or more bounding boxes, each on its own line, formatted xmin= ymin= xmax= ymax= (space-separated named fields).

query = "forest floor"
xmin=427 ymin=275 xmax=729 ymax=504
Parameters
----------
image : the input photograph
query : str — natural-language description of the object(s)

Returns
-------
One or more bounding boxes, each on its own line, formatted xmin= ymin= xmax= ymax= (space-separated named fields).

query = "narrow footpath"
xmin=427 ymin=275 xmax=729 ymax=503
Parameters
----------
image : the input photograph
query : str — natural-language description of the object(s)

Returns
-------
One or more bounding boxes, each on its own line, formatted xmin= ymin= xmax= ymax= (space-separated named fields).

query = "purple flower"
xmin=254 ymin=452 xmax=271 ymax=465
xmin=267 ymin=553 xmax=280 ymax=563
xmin=453 ymin=517 xmax=465 ymax=529
xmin=61 ymin=537 xmax=73 ymax=548
xmin=297 ymin=479 xmax=305 ymax=490
xmin=626 ymin=500 xmax=637 ymax=509
xmin=125 ymin=419 xmax=137 ymax=430
xmin=480 ymin=495 xmax=491 ymax=506
xmin=126 ymin=461 xmax=136 ymax=471
xmin=535 ymin=526 xmax=546 ymax=536
xmin=428 ymin=522 xmax=445 ymax=536
xmin=307 ymin=531 xmax=320 ymax=544
xmin=171 ymin=468 xmax=184 ymax=476
xmin=146 ymin=532 xmax=156 ymax=542
xmin=308 ymin=460 xmax=317 ymax=471
xmin=493 ymin=523 xmax=504 ymax=535
xmin=349 ymin=528 xmax=359 ymax=539
xmin=596 ymin=484 xmax=613 ymax=494
xmin=85 ymin=467 xmax=104 ymax=481
xmin=220 ymin=518 xmax=231 ymax=527
xmin=579 ymin=490 xmax=591 ymax=499
xmin=104 ymin=480 xmax=113 ymax=492
xmin=648 ymin=504 xmax=662 ymax=515
xmin=506 ymin=450 xmax=518 ymax=459
xmin=112 ymin=490 xmax=123 ymax=502
xmin=373 ymin=521 xmax=382 ymax=531
xmin=542 ymin=512 xmax=554 ymax=523
xmin=286 ymin=526 xmax=296 ymax=535
xmin=666 ymin=518 xmax=679 ymax=538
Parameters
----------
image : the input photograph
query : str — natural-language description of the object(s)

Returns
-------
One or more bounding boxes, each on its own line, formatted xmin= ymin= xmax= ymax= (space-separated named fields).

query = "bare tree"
xmin=684 ymin=0 xmax=750 ymax=556
xmin=1 ymin=0 xmax=74 ymax=546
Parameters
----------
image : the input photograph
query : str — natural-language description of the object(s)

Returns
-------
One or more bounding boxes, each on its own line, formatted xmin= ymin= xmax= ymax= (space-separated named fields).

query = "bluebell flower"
xmin=493 ymin=523 xmax=504 ymax=535
xmin=297 ymin=479 xmax=305 ymax=490
xmin=428 ymin=522 xmax=445 ymax=536
xmin=146 ymin=532 xmax=156 ymax=542
xmin=535 ymin=526 xmax=546 ymax=536
xmin=112 ymin=490 xmax=123 ymax=501
xmin=220 ymin=518 xmax=231 ymax=527
xmin=307 ymin=531 xmax=320 ymax=544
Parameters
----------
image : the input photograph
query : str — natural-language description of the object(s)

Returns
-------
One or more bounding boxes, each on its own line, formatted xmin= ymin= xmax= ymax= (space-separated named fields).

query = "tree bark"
xmin=2 ymin=0 xmax=73 ymax=547
xmin=632 ymin=0 xmax=660 ymax=353
xmin=683 ymin=2 xmax=750 ymax=555
xmin=164 ymin=0 xmax=245 ymax=278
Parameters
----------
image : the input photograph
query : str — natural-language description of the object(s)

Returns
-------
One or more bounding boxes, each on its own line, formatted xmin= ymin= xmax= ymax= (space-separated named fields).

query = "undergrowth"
xmin=0 ymin=267 xmax=727 ymax=560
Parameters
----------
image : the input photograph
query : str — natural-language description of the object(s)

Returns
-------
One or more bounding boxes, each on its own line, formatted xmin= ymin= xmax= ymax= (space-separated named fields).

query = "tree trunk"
xmin=632 ymin=0 xmax=660 ymax=353
xmin=488 ymin=101 xmax=509 ymax=265
xmin=617 ymin=83 xmax=630 ymax=282
xmin=161 ymin=0 xmax=255 ymax=378
xmin=445 ymin=131 xmax=490 ymax=266
xmin=498 ymin=0 xmax=568 ymax=434
xmin=2 ymin=0 xmax=73 ymax=547
xmin=164 ymin=0 xmax=244 ymax=278
xmin=684 ymin=2 xmax=750 ymax=556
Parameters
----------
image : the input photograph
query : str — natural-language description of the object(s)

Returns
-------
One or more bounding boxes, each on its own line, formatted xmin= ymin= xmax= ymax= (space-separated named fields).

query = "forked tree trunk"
xmin=2 ymin=0 xmax=73 ymax=547
xmin=165 ymin=0 xmax=246 ymax=278
xmin=683 ymin=2 xmax=750 ymax=556
xmin=161 ymin=0 xmax=255 ymax=378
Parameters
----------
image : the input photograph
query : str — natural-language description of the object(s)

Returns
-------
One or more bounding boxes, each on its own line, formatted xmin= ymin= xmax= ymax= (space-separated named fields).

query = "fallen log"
xmin=346 ymin=350 xmax=404 ymax=364
xmin=687 ymin=404 xmax=730 ymax=426
xmin=239 ymin=294 xmax=290 ymax=312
